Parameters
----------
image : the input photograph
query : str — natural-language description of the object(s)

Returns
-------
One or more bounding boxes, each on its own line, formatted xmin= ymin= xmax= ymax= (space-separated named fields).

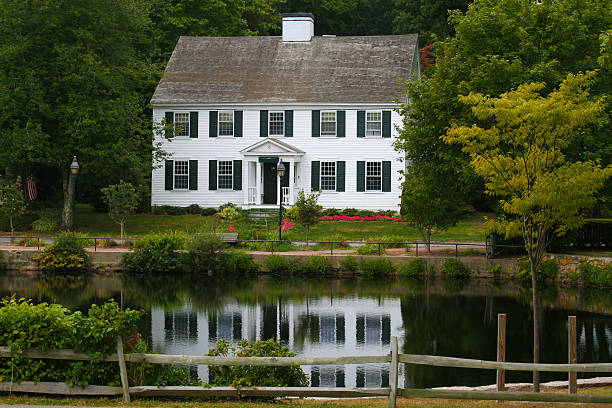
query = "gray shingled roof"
xmin=152 ymin=34 xmax=419 ymax=105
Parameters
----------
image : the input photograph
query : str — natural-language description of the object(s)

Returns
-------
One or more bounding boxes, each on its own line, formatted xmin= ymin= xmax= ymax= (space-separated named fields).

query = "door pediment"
xmin=240 ymin=138 xmax=304 ymax=157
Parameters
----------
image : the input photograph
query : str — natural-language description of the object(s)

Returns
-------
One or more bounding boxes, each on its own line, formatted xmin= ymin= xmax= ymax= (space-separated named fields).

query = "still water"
xmin=2 ymin=272 xmax=612 ymax=388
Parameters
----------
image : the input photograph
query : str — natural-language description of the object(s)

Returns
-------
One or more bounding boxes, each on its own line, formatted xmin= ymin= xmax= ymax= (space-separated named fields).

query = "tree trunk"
xmin=9 ymin=216 xmax=14 ymax=235
xmin=306 ymin=225 xmax=309 ymax=248
xmin=61 ymin=170 xmax=77 ymax=230
xmin=120 ymin=222 xmax=125 ymax=240
xmin=426 ymin=227 xmax=431 ymax=253
xmin=531 ymin=257 xmax=541 ymax=392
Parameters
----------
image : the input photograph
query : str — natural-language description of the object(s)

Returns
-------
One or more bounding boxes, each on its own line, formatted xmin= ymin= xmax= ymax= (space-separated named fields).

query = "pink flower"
xmin=227 ymin=224 xmax=237 ymax=232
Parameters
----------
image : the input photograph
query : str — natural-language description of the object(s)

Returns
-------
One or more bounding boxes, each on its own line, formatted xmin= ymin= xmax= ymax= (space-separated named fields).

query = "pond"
xmin=1 ymin=272 xmax=611 ymax=389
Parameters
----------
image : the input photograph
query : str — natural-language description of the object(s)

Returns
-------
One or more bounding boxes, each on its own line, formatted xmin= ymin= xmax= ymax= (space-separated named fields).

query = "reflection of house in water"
xmin=151 ymin=297 xmax=403 ymax=387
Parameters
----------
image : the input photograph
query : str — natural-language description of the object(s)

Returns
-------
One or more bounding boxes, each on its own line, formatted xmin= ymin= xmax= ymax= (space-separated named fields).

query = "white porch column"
xmin=289 ymin=160 xmax=295 ymax=205
xmin=242 ymin=160 xmax=249 ymax=205
xmin=256 ymin=162 xmax=262 ymax=205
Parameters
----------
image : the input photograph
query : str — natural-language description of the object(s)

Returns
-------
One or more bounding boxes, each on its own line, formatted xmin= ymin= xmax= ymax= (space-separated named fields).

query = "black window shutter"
xmin=357 ymin=161 xmax=365 ymax=192
xmin=260 ymin=110 xmax=268 ymax=137
xmin=209 ymin=111 xmax=218 ymax=137
xmin=357 ymin=111 xmax=365 ymax=138
xmin=382 ymin=161 xmax=391 ymax=192
xmin=189 ymin=160 xmax=198 ymax=190
xmin=336 ymin=161 xmax=345 ymax=192
xmin=337 ymin=110 xmax=345 ymax=137
xmin=165 ymin=112 xmax=174 ymax=138
xmin=233 ymin=160 xmax=242 ymax=190
xmin=234 ymin=111 xmax=243 ymax=137
xmin=383 ymin=111 xmax=391 ymax=138
xmin=189 ymin=112 xmax=198 ymax=138
xmin=312 ymin=110 xmax=320 ymax=137
xmin=209 ymin=160 xmax=217 ymax=190
xmin=311 ymin=161 xmax=320 ymax=191
xmin=285 ymin=110 xmax=293 ymax=137
xmin=165 ymin=160 xmax=173 ymax=190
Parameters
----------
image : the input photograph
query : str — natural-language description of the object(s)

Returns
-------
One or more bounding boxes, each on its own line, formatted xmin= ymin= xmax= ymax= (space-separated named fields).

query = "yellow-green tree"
xmin=443 ymin=71 xmax=612 ymax=392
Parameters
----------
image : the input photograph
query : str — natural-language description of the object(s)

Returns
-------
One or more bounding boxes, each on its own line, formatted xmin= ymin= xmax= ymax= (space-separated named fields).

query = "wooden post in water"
xmin=389 ymin=336 xmax=399 ymax=408
xmin=116 ymin=337 xmax=131 ymax=403
xmin=568 ymin=316 xmax=577 ymax=394
xmin=496 ymin=313 xmax=506 ymax=392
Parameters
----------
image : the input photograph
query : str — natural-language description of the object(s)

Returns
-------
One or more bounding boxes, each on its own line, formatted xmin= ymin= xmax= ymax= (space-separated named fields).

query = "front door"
xmin=263 ymin=163 xmax=277 ymax=204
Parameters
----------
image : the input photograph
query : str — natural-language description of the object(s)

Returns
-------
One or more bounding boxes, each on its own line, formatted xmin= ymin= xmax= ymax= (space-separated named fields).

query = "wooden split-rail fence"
xmin=1 ymin=315 xmax=611 ymax=406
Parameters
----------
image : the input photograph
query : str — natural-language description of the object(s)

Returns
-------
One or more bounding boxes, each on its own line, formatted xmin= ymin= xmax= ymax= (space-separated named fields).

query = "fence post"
xmin=497 ymin=313 xmax=506 ymax=392
xmin=116 ymin=336 xmax=131 ymax=403
xmin=389 ymin=336 xmax=398 ymax=408
xmin=378 ymin=243 xmax=381 ymax=256
xmin=568 ymin=316 xmax=577 ymax=394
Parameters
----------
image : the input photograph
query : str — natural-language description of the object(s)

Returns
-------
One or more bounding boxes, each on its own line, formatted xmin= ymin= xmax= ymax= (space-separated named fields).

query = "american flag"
xmin=26 ymin=176 xmax=38 ymax=201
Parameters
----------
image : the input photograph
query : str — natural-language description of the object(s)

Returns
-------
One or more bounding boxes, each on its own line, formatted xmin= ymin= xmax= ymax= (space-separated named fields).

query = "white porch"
xmin=240 ymin=138 xmax=304 ymax=207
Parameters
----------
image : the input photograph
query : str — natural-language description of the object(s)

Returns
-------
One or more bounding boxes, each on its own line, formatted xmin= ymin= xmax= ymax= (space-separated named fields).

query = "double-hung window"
xmin=320 ymin=161 xmax=336 ymax=191
xmin=218 ymin=111 xmax=234 ymax=136
xmin=174 ymin=160 xmax=189 ymax=189
xmin=366 ymin=111 xmax=382 ymax=137
xmin=320 ymin=111 xmax=336 ymax=136
xmin=366 ymin=161 xmax=382 ymax=191
xmin=218 ymin=160 xmax=233 ymax=189
xmin=174 ymin=112 xmax=190 ymax=137
xmin=269 ymin=111 xmax=284 ymax=136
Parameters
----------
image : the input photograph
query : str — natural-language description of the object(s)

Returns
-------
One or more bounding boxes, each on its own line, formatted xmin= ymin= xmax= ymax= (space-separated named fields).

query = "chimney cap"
xmin=281 ymin=12 xmax=314 ymax=19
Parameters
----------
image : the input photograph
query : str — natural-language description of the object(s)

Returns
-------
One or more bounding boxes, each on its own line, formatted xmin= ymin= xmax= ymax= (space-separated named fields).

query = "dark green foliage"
xmin=360 ymin=257 xmax=396 ymax=277
xmin=186 ymin=234 xmax=227 ymax=272
xmin=217 ymin=250 xmax=259 ymax=275
xmin=356 ymin=244 xmax=380 ymax=255
xmin=187 ymin=204 xmax=202 ymax=214
xmin=121 ymin=233 xmax=186 ymax=273
xmin=302 ymin=256 xmax=333 ymax=276
xmin=265 ymin=254 xmax=294 ymax=275
xmin=516 ymin=258 xmax=559 ymax=282
xmin=398 ymin=258 xmax=427 ymax=277
xmin=578 ymin=262 xmax=612 ymax=287
xmin=0 ymin=251 xmax=6 ymax=271
xmin=549 ymin=219 xmax=612 ymax=252
xmin=207 ymin=339 xmax=308 ymax=388
xmin=441 ymin=258 xmax=470 ymax=279
xmin=200 ymin=207 xmax=218 ymax=216
xmin=339 ymin=256 xmax=359 ymax=272
xmin=33 ymin=232 xmax=92 ymax=274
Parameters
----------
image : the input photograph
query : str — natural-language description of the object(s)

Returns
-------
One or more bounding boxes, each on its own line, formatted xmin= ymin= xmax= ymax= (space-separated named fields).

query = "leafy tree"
xmin=443 ymin=71 xmax=612 ymax=392
xmin=101 ymin=181 xmax=140 ymax=239
xmin=396 ymin=0 xmax=612 ymax=212
xmin=0 ymin=177 xmax=26 ymax=235
xmin=400 ymin=165 xmax=462 ymax=253
xmin=0 ymin=0 xmax=160 ymax=229
xmin=293 ymin=190 xmax=322 ymax=247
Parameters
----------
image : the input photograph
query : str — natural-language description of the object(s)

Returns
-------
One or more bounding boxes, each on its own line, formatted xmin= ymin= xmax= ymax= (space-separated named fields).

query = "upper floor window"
xmin=366 ymin=161 xmax=382 ymax=191
xmin=218 ymin=160 xmax=233 ymax=189
xmin=174 ymin=160 xmax=189 ymax=189
xmin=218 ymin=111 xmax=234 ymax=136
xmin=320 ymin=111 xmax=336 ymax=136
xmin=269 ymin=111 xmax=284 ymax=136
xmin=366 ymin=111 xmax=382 ymax=137
xmin=320 ymin=161 xmax=336 ymax=191
xmin=175 ymin=112 xmax=190 ymax=137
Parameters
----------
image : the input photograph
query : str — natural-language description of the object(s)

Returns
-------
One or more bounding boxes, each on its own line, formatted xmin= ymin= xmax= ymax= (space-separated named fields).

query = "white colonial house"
xmin=151 ymin=13 xmax=420 ymax=210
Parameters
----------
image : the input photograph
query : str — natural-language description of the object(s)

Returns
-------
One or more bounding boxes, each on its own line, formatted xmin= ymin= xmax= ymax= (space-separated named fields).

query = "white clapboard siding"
xmin=152 ymin=106 xmax=404 ymax=210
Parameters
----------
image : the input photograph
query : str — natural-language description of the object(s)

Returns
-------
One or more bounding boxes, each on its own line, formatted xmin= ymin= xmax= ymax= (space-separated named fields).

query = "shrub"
xmin=207 ymin=339 xmax=308 ymax=388
xmin=151 ymin=206 xmax=165 ymax=215
xmin=219 ymin=207 xmax=241 ymax=221
xmin=356 ymin=244 xmax=380 ymax=255
xmin=578 ymin=262 xmax=612 ymax=287
xmin=489 ymin=264 xmax=503 ymax=276
xmin=165 ymin=206 xmax=187 ymax=215
xmin=516 ymin=258 xmax=559 ymax=282
xmin=0 ymin=251 xmax=6 ymax=271
xmin=218 ymin=250 xmax=259 ymax=275
xmin=360 ymin=257 xmax=395 ymax=277
xmin=339 ymin=256 xmax=359 ymax=272
xmin=398 ymin=258 xmax=427 ymax=277
xmin=32 ymin=217 xmax=57 ymax=232
xmin=218 ymin=202 xmax=238 ymax=211
xmin=200 ymin=207 xmax=217 ymax=216
xmin=321 ymin=208 xmax=340 ymax=216
xmin=17 ymin=237 xmax=44 ymax=247
xmin=187 ymin=204 xmax=202 ymax=214
xmin=186 ymin=234 xmax=227 ymax=272
xmin=120 ymin=232 xmax=186 ymax=273
xmin=265 ymin=254 xmax=294 ymax=274
xmin=329 ymin=233 xmax=349 ymax=248
xmin=33 ymin=233 xmax=91 ymax=274
xmin=368 ymin=235 xmax=409 ymax=249
xmin=441 ymin=258 xmax=471 ymax=279
xmin=284 ymin=205 xmax=299 ymax=221
xmin=302 ymin=256 xmax=333 ymax=276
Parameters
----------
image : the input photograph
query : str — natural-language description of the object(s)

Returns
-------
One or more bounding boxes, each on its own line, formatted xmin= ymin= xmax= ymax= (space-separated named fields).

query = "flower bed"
xmin=320 ymin=215 xmax=404 ymax=222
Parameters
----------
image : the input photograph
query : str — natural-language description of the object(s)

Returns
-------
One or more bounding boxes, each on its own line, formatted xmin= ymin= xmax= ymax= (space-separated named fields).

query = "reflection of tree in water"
xmin=34 ymin=273 xmax=96 ymax=310
xmin=121 ymin=274 xmax=189 ymax=311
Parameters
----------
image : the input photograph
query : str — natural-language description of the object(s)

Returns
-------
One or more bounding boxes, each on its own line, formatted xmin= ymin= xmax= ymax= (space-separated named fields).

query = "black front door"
xmin=263 ymin=163 xmax=277 ymax=204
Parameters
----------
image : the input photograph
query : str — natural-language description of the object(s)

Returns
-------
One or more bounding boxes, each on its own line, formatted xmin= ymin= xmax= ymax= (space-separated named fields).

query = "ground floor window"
xmin=218 ymin=160 xmax=233 ymax=189
xmin=321 ymin=161 xmax=336 ymax=191
xmin=174 ymin=160 xmax=189 ymax=189
xmin=366 ymin=161 xmax=382 ymax=191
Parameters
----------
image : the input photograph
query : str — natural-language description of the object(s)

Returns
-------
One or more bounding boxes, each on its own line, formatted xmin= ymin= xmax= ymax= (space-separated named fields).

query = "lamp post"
xmin=62 ymin=156 xmax=79 ymax=230
xmin=277 ymin=161 xmax=285 ymax=242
